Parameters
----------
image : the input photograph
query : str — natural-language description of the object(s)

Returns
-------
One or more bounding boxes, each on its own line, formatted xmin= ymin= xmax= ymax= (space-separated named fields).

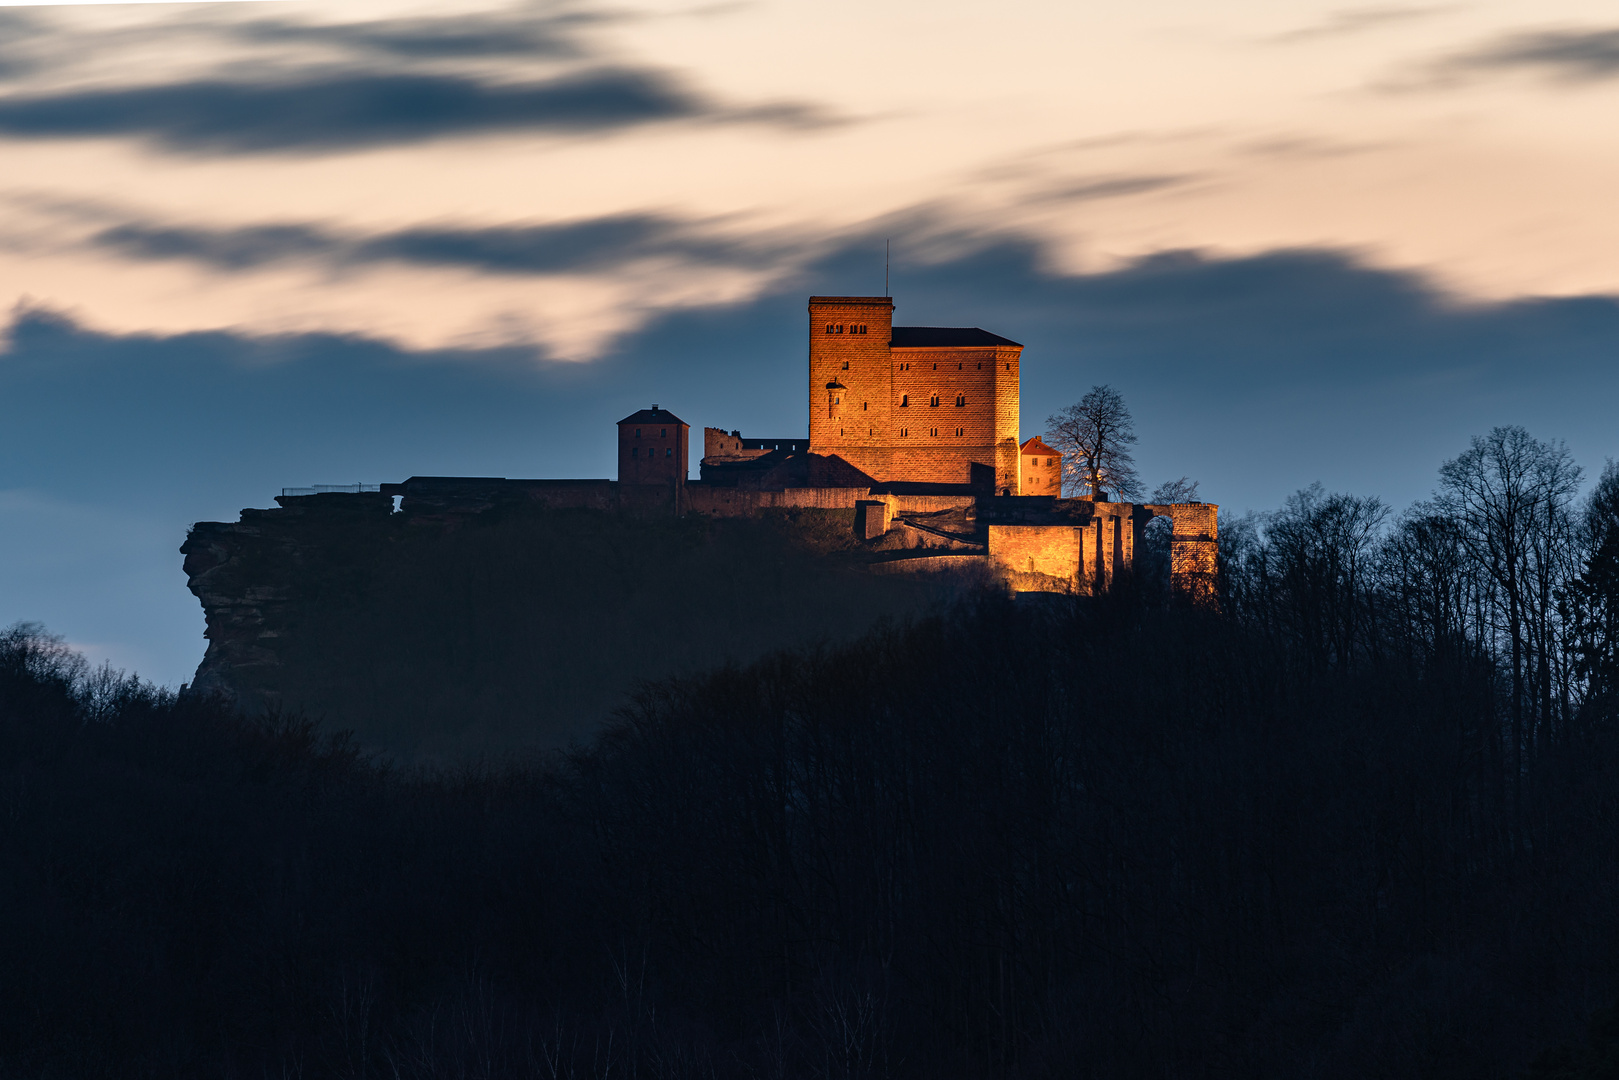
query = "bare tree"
xmin=1150 ymin=477 xmax=1200 ymax=504
xmin=1044 ymin=385 xmax=1140 ymax=500
xmin=1248 ymin=484 xmax=1389 ymax=668
xmin=1570 ymin=460 xmax=1619 ymax=731
xmin=1437 ymin=426 xmax=1582 ymax=804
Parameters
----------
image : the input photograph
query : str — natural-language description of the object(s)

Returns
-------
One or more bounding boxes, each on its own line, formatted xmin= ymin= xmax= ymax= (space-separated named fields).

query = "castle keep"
xmin=807 ymin=296 xmax=1023 ymax=490
xmin=209 ymin=294 xmax=1217 ymax=600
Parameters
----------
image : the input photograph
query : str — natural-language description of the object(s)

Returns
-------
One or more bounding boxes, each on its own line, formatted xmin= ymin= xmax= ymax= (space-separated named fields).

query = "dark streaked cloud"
xmin=0 ymin=10 xmax=48 ymax=81
xmin=88 ymin=211 xmax=788 ymax=275
xmin=91 ymin=221 xmax=333 ymax=271
xmin=1029 ymin=174 xmax=1196 ymax=205
xmin=1439 ymin=27 xmax=1619 ymax=82
xmin=1268 ymin=5 xmax=1454 ymax=43
xmin=233 ymin=12 xmax=603 ymax=61
xmin=0 ymin=67 xmax=832 ymax=154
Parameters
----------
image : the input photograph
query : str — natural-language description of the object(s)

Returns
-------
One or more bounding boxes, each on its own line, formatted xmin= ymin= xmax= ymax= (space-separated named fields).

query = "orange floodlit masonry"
xmin=345 ymin=294 xmax=1218 ymax=599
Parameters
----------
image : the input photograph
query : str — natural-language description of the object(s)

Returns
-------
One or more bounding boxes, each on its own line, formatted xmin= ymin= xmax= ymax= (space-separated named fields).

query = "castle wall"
xmin=685 ymin=485 xmax=871 ymax=515
xmin=987 ymin=524 xmax=1081 ymax=585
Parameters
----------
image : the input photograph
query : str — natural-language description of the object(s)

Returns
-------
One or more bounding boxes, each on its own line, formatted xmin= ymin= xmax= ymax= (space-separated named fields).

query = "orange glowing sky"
xmin=5 ymin=0 xmax=1619 ymax=357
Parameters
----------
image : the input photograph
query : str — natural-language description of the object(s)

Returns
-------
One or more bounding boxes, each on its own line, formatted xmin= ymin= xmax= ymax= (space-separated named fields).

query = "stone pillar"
xmin=854 ymin=500 xmax=891 ymax=540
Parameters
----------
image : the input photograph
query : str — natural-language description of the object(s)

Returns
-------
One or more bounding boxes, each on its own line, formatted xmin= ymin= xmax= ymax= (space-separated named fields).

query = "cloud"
xmin=1437 ymin=27 xmax=1619 ymax=82
xmin=1028 ymin=174 xmax=1195 ymax=205
xmin=1268 ymin=5 xmax=1454 ymax=44
xmin=0 ymin=68 xmax=728 ymax=152
xmin=233 ymin=11 xmax=605 ymax=62
xmin=0 ymin=10 xmax=48 ymax=81
xmin=84 ymin=210 xmax=790 ymax=276
xmin=0 ymin=63 xmax=836 ymax=154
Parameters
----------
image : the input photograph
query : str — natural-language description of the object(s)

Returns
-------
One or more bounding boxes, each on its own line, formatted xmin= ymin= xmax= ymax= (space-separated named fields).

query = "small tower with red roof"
xmin=1019 ymin=435 xmax=1060 ymax=495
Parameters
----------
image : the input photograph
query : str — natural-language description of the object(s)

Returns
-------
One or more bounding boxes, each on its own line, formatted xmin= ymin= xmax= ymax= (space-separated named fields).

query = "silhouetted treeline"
xmin=5 ymin=428 xmax=1619 ymax=1078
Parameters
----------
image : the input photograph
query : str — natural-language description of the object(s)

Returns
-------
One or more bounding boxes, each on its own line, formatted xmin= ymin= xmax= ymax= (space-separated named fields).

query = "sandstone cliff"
xmin=182 ymin=494 xmax=956 ymax=760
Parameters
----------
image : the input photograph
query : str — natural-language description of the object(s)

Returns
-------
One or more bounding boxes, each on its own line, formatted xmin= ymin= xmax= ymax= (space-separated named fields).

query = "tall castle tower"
xmin=808 ymin=296 xmax=896 ymax=472
xmin=807 ymin=296 xmax=1022 ymax=491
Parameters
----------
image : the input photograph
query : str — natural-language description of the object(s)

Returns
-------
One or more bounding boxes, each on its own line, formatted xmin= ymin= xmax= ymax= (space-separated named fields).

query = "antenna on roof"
xmin=885 ymin=240 xmax=890 ymax=297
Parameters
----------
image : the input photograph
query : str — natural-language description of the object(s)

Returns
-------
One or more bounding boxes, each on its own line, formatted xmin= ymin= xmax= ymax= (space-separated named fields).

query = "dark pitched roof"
xmin=890 ymin=326 xmax=1022 ymax=348
xmin=618 ymin=406 xmax=687 ymax=426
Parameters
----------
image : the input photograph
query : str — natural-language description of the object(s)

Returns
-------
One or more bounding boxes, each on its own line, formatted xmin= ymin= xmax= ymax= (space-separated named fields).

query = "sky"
xmin=2 ymin=0 xmax=1618 ymax=685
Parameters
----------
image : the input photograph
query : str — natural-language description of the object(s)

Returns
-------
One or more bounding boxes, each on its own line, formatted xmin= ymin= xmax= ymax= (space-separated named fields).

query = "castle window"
xmin=631 ymin=447 xmax=638 ymax=458
xmin=900 ymin=394 xmax=908 ymax=406
xmin=977 ymin=363 xmax=982 ymax=370
xmin=955 ymin=394 xmax=965 ymax=406
xmin=955 ymin=427 xmax=964 ymax=436
xmin=842 ymin=362 xmax=849 ymax=370
xmin=661 ymin=429 xmax=667 ymax=437
xmin=666 ymin=447 xmax=672 ymax=457
xmin=635 ymin=428 xmax=641 ymax=437
xmin=932 ymin=363 xmax=937 ymax=370
xmin=930 ymin=394 xmax=939 ymax=407
xmin=1006 ymin=363 xmax=1010 ymax=370
xmin=862 ymin=401 xmax=867 ymax=410
xmin=826 ymin=324 xmax=835 ymax=334
xmin=900 ymin=428 xmax=908 ymax=437
xmin=958 ymin=363 xmax=962 ymax=370
xmin=930 ymin=427 xmax=938 ymax=437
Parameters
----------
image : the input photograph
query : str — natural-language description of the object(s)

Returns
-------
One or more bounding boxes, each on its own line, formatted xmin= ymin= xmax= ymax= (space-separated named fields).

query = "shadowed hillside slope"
xmin=182 ymin=499 xmax=960 ymax=759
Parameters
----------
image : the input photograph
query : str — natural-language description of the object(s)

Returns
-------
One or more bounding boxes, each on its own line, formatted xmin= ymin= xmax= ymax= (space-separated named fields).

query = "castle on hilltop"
xmin=241 ymin=294 xmax=1216 ymax=599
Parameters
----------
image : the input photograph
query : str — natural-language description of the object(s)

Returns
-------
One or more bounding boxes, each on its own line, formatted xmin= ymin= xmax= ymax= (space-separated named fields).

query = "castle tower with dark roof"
xmin=807 ymin=296 xmax=1022 ymax=491
xmin=617 ymin=405 xmax=688 ymax=486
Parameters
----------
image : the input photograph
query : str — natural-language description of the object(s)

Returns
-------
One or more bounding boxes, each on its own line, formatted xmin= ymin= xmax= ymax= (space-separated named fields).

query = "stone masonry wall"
xmin=809 ymin=296 xmax=895 ymax=454
xmin=986 ymin=524 xmax=1080 ymax=585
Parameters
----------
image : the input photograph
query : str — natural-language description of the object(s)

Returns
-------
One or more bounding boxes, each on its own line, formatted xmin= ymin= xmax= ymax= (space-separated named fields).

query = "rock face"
xmin=181 ymin=491 xmax=953 ymax=760
xmin=183 ymin=492 xmax=394 ymax=706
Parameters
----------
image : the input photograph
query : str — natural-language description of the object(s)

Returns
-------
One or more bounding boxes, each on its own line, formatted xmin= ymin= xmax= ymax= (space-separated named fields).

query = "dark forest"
xmin=3 ymin=426 xmax=1619 ymax=1078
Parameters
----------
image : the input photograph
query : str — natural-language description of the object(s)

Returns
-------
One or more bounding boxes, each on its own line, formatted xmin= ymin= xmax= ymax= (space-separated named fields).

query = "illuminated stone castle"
xmin=347 ymin=294 xmax=1217 ymax=599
